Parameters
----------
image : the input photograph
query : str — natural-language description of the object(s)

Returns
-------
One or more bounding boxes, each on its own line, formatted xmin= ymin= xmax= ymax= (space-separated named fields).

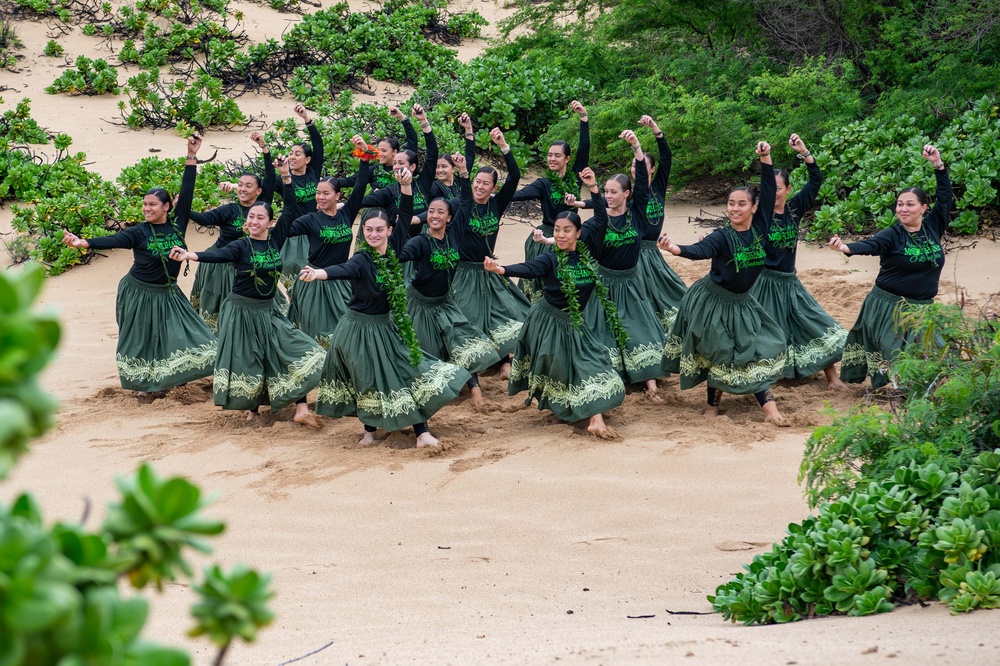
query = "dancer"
xmin=371 ymin=106 xmax=420 ymax=191
xmin=275 ymin=103 xmax=323 ymax=284
xmin=750 ymin=134 xmax=847 ymax=387
xmin=168 ymin=193 xmax=325 ymax=426
xmin=398 ymin=154 xmax=501 ymax=407
xmin=284 ymin=138 xmax=372 ymax=346
xmin=511 ymin=100 xmax=590 ymax=301
xmin=430 ymin=113 xmax=478 ymax=200
xmin=189 ymin=131 xmax=277 ymax=330
xmin=301 ymin=174 xmax=471 ymax=448
xmin=450 ymin=127 xmax=528 ymax=378
xmin=657 ymin=142 xmax=788 ymax=424
xmin=61 ymin=135 xmax=215 ymax=398
xmin=829 ymin=144 xmax=952 ymax=390
xmin=484 ymin=210 xmax=626 ymax=438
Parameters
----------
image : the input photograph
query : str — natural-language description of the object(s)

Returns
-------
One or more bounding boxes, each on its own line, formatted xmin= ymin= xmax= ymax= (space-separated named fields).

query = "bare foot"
xmin=293 ymin=410 xmax=324 ymax=430
xmin=136 ymin=391 xmax=153 ymax=404
xmin=646 ymin=389 xmax=664 ymax=405
xmin=469 ymin=385 xmax=485 ymax=407
xmin=827 ymin=378 xmax=850 ymax=391
xmin=245 ymin=410 xmax=257 ymax=421
xmin=416 ymin=432 xmax=440 ymax=448
xmin=587 ymin=414 xmax=617 ymax=439
xmin=359 ymin=431 xmax=377 ymax=446
xmin=824 ymin=366 xmax=849 ymax=391
xmin=762 ymin=402 xmax=789 ymax=427
xmin=702 ymin=405 xmax=719 ymax=418
xmin=499 ymin=362 xmax=511 ymax=381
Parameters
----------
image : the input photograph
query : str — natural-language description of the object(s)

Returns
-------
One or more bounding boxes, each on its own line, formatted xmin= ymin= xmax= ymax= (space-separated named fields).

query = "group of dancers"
xmin=62 ymin=101 xmax=953 ymax=444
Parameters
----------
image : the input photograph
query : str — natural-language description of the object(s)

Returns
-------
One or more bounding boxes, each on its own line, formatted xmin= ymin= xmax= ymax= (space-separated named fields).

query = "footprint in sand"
xmin=714 ymin=541 xmax=770 ymax=552
xmin=573 ymin=537 xmax=628 ymax=546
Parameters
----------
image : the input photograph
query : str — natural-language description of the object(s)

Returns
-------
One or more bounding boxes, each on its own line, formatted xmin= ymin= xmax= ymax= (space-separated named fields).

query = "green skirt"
xmin=288 ymin=276 xmax=352 ymax=347
xmin=519 ymin=224 xmax=553 ymax=302
xmin=749 ymin=268 xmax=847 ymax=379
xmin=407 ymin=285 xmax=501 ymax=374
xmin=584 ymin=265 xmax=667 ymax=384
xmin=316 ymin=311 xmax=471 ymax=430
xmin=663 ymin=276 xmax=787 ymax=394
xmin=638 ymin=240 xmax=688 ymax=331
xmin=114 ymin=274 xmax=217 ymax=392
xmin=190 ymin=258 xmax=233 ymax=332
xmin=451 ymin=261 xmax=530 ymax=358
xmin=279 ymin=235 xmax=310 ymax=282
xmin=840 ymin=285 xmax=932 ymax=389
xmin=213 ymin=293 xmax=326 ymax=411
xmin=510 ymin=299 xmax=625 ymax=422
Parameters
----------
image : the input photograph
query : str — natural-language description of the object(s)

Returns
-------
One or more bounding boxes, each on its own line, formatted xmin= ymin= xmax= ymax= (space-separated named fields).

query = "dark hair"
xmin=145 ymin=188 xmax=173 ymax=212
xmin=363 ymin=208 xmax=393 ymax=226
xmin=239 ymin=173 xmax=263 ymax=188
xmin=379 ymin=137 xmax=401 ymax=152
xmin=397 ymin=149 xmax=420 ymax=175
xmin=292 ymin=142 xmax=312 ymax=159
xmin=549 ymin=140 xmax=571 ymax=158
xmin=775 ymin=168 xmax=790 ymax=188
xmin=608 ymin=174 xmax=633 ymax=199
xmin=476 ymin=165 xmax=498 ymax=186
xmin=437 ymin=154 xmax=455 ymax=167
xmin=898 ymin=186 xmax=929 ymax=205
xmin=641 ymin=152 xmax=656 ymax=171
xmin=728 ymin=185 xmax=759 ymax=205
xmin=317 ymin=176 xmax=342 ymax=194
xmin=426 ymin=196 xmax=454 ymax=217
xmin=247 ymin=201 xmax=273 ymax=220
xmin=555 ymin=210 xmax=582 ymax=230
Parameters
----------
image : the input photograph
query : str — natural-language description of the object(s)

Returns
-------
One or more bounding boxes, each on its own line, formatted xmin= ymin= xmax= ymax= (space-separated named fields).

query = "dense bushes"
xmin=45 ymin=55 xmax=120 ymax=95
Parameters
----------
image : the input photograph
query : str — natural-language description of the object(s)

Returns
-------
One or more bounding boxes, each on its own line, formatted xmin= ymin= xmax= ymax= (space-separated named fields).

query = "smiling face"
xmin=378 ymin=141 xmax=396 ymax=167
xmin=603 ymin=178 xmax=630 ymax=210
xmin=553 ymin=217 xmax=580 ymax=252
xmin=236 ymin=175 xmax=262 ymax=206
xmin=392 ymin=153 xmax=414 ymax=172
xmin=436 ymin=157 xmax=455 ymax=184
xmin=244 ymin=205 xmax=272 ymax=240
xmin=547 ymin=144 xmax=570 ymax=173
xmin=426 ymin=199 xmax=451 ymax=234
xmin=726 ymin=189 xmax=757 ymax=227
xmin=288 ymin=144 xmax=310 ymax=174
xmin=774 ymin=175 xmax=790 ymax=208
xmin=363 ymin=216 xmax=390 ymax=251
xmin=896 ymin=192 xmax=928 ymax=229
xmin=315 ymin=181 xmax=340 ymax=214
xmin=142 ymin=194 xmax=169 ymax=224
xmin=472 ymin=170 xmax=497 ymax=203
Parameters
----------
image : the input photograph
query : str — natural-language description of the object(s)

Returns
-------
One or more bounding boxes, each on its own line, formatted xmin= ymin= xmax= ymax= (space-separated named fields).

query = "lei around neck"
xmin=357 ymin=241 xmax=424 ymax=366
xmin=555 ymin=242 xmax=629 ymax=350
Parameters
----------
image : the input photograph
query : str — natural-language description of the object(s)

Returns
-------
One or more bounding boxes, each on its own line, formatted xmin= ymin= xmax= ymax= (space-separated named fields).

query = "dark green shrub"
xmin=45 ymin=55 xmax=120 ymax=95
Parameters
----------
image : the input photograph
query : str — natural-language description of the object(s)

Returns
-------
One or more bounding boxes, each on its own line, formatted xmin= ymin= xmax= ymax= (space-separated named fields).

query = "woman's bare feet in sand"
xmin=469 ymin=385 xmax=485 ymax=407
xmin=359 ymin=431 xmax=377 ymax=446
xmin=499 ymin=362 xmax=511 ymax=381
xmin=824 ymin=366 xmax=849 ymax=391
xmin=292 ymin=402 xmax=324 ymax=430
xmin=762 ymin=401 xmax=788 ymax=426
xmin=703 ymin=405 xmax=720 ymax=418
xmin=245 ymin=410 xmax=257 ymax=421
xmin=587 ymin=414 xmax=616 ymax=439
xmin=416 ymin=432 xmax=440 ymax=448
xmin=645 ymin=379 xmax=664 ymax=404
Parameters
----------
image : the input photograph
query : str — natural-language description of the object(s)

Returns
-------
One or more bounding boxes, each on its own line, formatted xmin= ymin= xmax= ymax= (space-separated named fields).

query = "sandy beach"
xmin=2 ymin=1 xmax=1000 ymax=663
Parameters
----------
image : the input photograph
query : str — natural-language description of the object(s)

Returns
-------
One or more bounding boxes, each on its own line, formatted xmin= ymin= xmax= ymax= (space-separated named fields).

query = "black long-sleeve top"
xmin=398 ymin=228 xmax=460 ymax=298
xmin=360 ymin=128 xmax=438 ymax=227
xmin=318 ymin=193 xmax=413 ymax=315
xmin=451 ymin=150 xmax=521 ymax=261
xmin=273 ymin=121 xmax=324 ymax=219
xmin=674 ymin=162 xmax=777 ymax=294
xmin=286 ymin=161 xmax=370 ymax=268
xmin=845 ymin=168 xmax=952 ymax=301
xmin=87 ymin=163 xmax=197 ymax=284
xmin=187 ymin=156 xmax=276 ymax=248
xmin=503 ymin=251 xmax=596 ymax=311
xmin=765 ymin=160 xmax=822 ymax=273
xmin=578 ymin=159 xmax=649 ymax=271
xmin=511 ymin=120 xmax=590 ymax=227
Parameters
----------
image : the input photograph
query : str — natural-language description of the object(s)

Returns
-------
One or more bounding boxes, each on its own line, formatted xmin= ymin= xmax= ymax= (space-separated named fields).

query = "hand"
xmin=395 ymin=167 xmax=413 ymax=186
xmin=389 ymin=105 xmax=405 ymax=120
xmin=299 ymin=266 xmax=327 ymax=282
xmin=187 ymin=132 xmax=202 ymax=157
xmin=168 ymin=246 xmax=195 ymax=262
xmin=294 ymin=103 xmax=309 ymax=122
xmin=350 ymin=134 xmax=371 ymax=158
xmin=489 ymin=127 xmax=507 ymax=150
xmin=250 ymin=131 xmax=266 ymax=148
xmin=828 ymin=235 xmax=851 ymax=254
xmin=755 ymin=141 xmax=771 ymax=157
xmin=922 ymin=144 xmax=944 ymax=168
xmin=62 ymin=230 xmax=88 ymax=249
xmin=579 ymin=166 xmax=596 ymax=188
xmin=483 ymin=257 xmax=504 ymax=274
xmin=411 ymin=104 xmax=427 ymax=123
xmin=570 ymin=100 xmax=587 ymax=118
xmin=274 ymin=155 xmax=290 ymax=177
xmin=458 ymin=112 xmax=473 ymax=133
xmin=657 ymin=233 xmax=680 ymax=255
xmin=337 ymin=202 xmax=345 ymax=211
xmin=789 ymin=134 xmax=808 ymax=154
xmin=531 ymin=229 xmax=555 ymax=245
xmin=452 ymin=153 xmax=467 ymax=173
xmin=620 ymin=129 xmax=640 ymax=149
xmin=563 ymin=193 xmax=578 ymax=207
xmin=219 ymin=182 xmax=237 ymax=193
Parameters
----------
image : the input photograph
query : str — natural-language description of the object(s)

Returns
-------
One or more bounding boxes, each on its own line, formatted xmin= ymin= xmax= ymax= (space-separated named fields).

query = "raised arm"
xmin=458 ymin=112 xmax=477 ymax=171
xmin=922 ymin=145 xmax=951 ymax=235
xmin=412 ymin=105 xmax=438 ymax=200
xmin=755 ymin=142 xmax=776 ymax=227
xmin=295 ymin=103 xmax=324 ymax=179
xmin=250 ymin=131 xmax=276 ymax=204
xmin=173 ymin=133 xmax=202 ymax=233
xmin=639 ymin=116 xmax=672 ymax=199
xmin=622 ymin=130 xmax=649 ymax=216
xmin=491 ymin=129 xmax=521 ymax=217
xmin=570 ymin=100 xmax=590 ymax=174
xmin=786 ymin=134 xmax=820 ymax=215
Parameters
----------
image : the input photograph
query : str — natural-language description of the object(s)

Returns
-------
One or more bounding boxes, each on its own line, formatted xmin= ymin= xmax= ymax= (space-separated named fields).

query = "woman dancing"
xmin=829 ymin=144 xmax=952 ymax=390
xmin=275 ymin=103 xmax=324 ymax=285
xmin=61 ymin=135 xmax=215 ymax=399
xmin=483 ymin=210 xmax=626 ymax=438
xmin=301 ymin=171 xmax=471 ymax=448
xmin=398 ymin=154 xmax=501 ymax=407
xmin=750 ymin=133 xmax=847 ymax=387
xmin=657 ymin=142 xmax=788 ymax=424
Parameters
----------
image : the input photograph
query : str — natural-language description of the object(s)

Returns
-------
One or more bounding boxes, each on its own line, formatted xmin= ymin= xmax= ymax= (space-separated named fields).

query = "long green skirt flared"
xmin=279 ymin=235 xmax=310 ymax=285
xmin=316 ymin=310 xmax=472 ymax=431
xmin=510 ymin=299 xmax=626 ymax=422
xmin=519 ymin=224 xmax=553 ymax=302
xmin=212 ymin=293 xmax=326 ymax=411
xmin=190 ymin=249 xmax=287 ymax=331
xmin=840 ymin=285 xmax=932 ymax=390
xmin=749 ymin=268 xmax=847 ymax=379
xmin=114 ymin=274 xmax=217 ymax=392
xmin=638 ymin=240 xmax=688 ymax=331
xmin=584 ymin=265 xmax=667 ymax=383
xmin=451 ymin=261 xmax=530 ymax=358
xmin=662 ymin=276 xmax=787 ymax=394
xmin=407 ymin=285 xmax=501 ymax=374
xmin=288 ymin=277 xmax=352 ymax=347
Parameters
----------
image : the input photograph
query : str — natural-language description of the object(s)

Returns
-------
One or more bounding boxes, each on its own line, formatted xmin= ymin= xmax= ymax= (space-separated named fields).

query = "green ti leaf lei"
xmin=556 ymin=243 xmax=630 ymax=351
xmin=358 ymin=242 xmax=424 ymax=367
xmin=545 ymin=169 xmax=579 ymax=203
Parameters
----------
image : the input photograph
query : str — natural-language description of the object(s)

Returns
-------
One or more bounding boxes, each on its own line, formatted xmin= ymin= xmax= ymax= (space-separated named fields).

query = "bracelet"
xmin=464 ymin=133 xmax=474 ymax=139
xmin=304 ymin=119 xmax=313 ymax=125
xmin=934 ymin=163 xmax=946 ymax=170
xmin=458 ymin=172 xmax=469 ymax=179
xmin=501 ymin=145 xmax=511 ymax=154
xmin=796 ymin=151 xmax=811 ymax=160
xmin=654 ymin=133 xmax=663 ymax=138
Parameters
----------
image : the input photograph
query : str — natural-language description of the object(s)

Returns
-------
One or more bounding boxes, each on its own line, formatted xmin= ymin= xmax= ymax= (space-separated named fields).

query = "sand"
xmin=2 ymin=1 xmax=1000 ymax=664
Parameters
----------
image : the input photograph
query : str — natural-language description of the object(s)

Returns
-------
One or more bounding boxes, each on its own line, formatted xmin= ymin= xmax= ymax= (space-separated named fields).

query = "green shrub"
xmin=0 ymin=97 xmax=49 ymax=144
xmin=120 ymin=68 xmax=247 ymax=130
xmin=45 ymin=55 xmax=120 ymax=95
xmin=42 ymin=39 xmax=63 ymax=57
